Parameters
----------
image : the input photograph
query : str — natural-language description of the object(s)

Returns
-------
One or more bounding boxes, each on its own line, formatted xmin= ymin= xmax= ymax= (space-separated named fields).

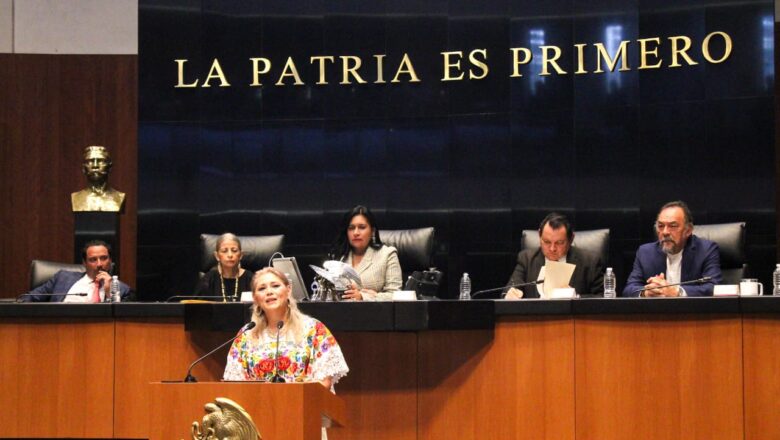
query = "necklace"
xmin=218 ymin=264 xmax=239 ymax=302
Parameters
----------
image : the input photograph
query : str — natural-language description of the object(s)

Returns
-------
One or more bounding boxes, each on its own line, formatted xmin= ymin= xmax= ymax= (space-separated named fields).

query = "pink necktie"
xmin=91 ymin=280 xmax=101 ymax=303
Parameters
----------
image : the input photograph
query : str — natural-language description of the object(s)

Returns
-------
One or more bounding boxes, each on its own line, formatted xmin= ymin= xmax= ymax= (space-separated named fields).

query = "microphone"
xmin=16 ymin=292 xmax=89 ymax=302
xmin=183 ymin=321 xmax=256 ymax=382
xmin=270 ymin=321 xmax=286 ymax=383
xmin=471 ymin=279 xmax=545 ymax=299
xmin=165 ymin=295 xmax=239 ymax=303
xmin=632 ymin=276 xmax=713 ymax=296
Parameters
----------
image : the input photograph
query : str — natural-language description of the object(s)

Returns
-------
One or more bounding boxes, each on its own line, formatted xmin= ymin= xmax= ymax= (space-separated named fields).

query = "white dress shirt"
xmin=64 ymin=274 xmax=104 ymax=303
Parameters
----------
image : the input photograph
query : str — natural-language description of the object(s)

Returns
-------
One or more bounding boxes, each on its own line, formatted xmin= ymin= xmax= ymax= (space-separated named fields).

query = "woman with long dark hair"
xmin=329 ymin=205 xmax=402 ymax=301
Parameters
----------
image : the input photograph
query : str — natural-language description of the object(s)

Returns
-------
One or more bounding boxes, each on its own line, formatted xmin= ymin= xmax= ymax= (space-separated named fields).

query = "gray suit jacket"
xmin=345 ymin=245 xmax=403 ymax=301
xmin=505 ymin=247 xmax=605 ymax=298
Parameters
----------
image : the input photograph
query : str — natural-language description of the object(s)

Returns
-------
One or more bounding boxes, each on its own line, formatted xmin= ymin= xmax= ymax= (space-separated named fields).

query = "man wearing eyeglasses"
xmin=623 ymin=201 xmax=722 ymax=297
xmin=504 ymin=212 xmax=604 ymax=299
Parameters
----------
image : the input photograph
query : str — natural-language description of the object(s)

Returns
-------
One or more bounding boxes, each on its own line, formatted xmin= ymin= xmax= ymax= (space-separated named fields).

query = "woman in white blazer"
xmin=329 ymin=205 xmax=403 ymax=301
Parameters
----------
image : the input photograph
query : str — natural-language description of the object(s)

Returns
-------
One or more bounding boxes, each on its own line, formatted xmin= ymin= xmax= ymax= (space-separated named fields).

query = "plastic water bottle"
xmin=773 ymin=264 xmax=780 ymax=296
xmin=459 ymin=273 xmax=471 ymax=300
xmin=110 ymin=275 xmax=121 ymax=303
xmin=603 ymin=267 xmax=616 ymax=298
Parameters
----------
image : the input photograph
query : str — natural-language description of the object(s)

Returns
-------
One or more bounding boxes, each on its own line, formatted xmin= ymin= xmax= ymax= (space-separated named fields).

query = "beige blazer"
xmin=347 ymin=245 xmax=403 ymax=301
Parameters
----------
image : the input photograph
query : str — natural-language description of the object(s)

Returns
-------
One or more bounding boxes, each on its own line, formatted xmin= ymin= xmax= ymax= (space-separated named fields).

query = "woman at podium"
xmin=223 ymin=267 xmax=349 ymax=388
xmin=329 ymin=205 xmax=402 ymax=301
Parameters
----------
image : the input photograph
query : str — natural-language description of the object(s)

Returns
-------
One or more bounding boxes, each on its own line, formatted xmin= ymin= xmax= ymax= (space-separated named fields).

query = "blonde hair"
xmin=249 ymin=267 xmax=306 ymax=341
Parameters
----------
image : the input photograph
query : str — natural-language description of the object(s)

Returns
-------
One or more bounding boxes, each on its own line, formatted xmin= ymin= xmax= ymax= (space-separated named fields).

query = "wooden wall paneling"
xmin=329 ymin=332 xmax=418 ymax=440
xmin=417 ymin=319 xmax=575 ymax=440
xmin=742 ymin=315 xmax=780 ymax=440
xmin=113 ymin=319 xmax=230 ymax=439
xmin=574 ymin=315 xmax=744 ymax=440
xmin=0 ymin=54 xmax=137 ymax=299
xmin=0 ymin=318 xmax=115 ymax=438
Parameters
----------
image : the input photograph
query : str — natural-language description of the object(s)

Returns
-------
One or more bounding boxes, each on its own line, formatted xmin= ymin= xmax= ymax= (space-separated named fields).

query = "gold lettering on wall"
xmin=702 ymin=31 xmax=733 ymax=64
xmin=374 ymin=55 xmax=387 ymax=84
xmin=668 ymin=36 xmax=698 ymax=67
xmin=249 ymin=58 xmax=272 ymax=86
xmin=594 ymin=41 xmax=630 ymax=73
xmin=468 ymin=49 xmax=489 ymax=80
xmin=540 ymin=46 xmax=566 ymax=76
xmin=391 ymin=53 xmax=421 ymax=83
xmin=174 ymin=59 xmax=199 ymax=88
xmin=276 ymin=57 xmax=304 ymax=86
xmin=202 ymin=59 xmax=230 ymax=88
xmin=340 ymin=56 xmax=367 ymax=84
xmin=171 ymin=31 xmax=735 ymax=88
xmin=574 ymin=44 xmax=588 ymax=74
xmin=310 ymin=56 xmax=335 ymax=85
xmin=637 ymin=38 xmax=663 ymax=70
xmin=441 ymin=51 xmax=465 ymax=81
xmin=510 ymin=48 xmax=532 ymax=77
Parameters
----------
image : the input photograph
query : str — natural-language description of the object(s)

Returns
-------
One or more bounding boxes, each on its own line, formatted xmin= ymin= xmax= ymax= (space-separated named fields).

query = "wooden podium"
xmin=149 ymin=382 xmax=346 ymax=440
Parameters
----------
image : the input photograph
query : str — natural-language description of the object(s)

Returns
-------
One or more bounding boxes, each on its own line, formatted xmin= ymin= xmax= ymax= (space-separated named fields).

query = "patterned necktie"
xmin=91 ymin=280 xmax=101 ymax=303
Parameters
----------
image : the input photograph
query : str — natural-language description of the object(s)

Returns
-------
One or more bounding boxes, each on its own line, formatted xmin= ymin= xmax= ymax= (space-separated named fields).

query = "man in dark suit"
xmin=24 ymin=240 xmax=133 ymax=302
xmin=623 ymin=201 xmax=721 ymax=297
xmin=505 ymin=213 xmax=604 ymax=299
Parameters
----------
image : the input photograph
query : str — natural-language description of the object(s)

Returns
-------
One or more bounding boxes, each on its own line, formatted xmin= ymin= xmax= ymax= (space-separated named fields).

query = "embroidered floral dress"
xmin=223 ymin=315 xmax=349 ymax=384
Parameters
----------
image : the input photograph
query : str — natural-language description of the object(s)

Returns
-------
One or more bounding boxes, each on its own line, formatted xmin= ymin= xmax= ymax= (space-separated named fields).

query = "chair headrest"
xmin=380 ymin=227 xmax=435 ymax=270
xmin=200 ymin=234 xmax=285 ymax=273
xmin=521 ymin=228 xmax=610 ymax=263
xmin=692 ymin=222 xmax=745 ymax=267
xmin=30 ymin=260 xmax=85 ymax=290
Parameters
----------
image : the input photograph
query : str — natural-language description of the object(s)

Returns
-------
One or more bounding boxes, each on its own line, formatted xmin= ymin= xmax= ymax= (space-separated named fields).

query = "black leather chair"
xmin=29 ymin=260 xmax=85 ymax=290
xmin=521 ymin=228 xmax=610 ymax=264
xmin=693 ymin=222 xmax=746 ymax=284
xmin=199 ymin=233 xmax=285 ymax=275
xmin=380 ymin=227 xmax=436 ymax=278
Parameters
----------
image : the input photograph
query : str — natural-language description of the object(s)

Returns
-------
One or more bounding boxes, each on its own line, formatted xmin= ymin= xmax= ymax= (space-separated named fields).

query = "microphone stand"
xmin=184 ymin=322 xmax=256 ymax=382
xmin=471 ymin=279 xmax=545 ymax=299
xmin=270 ymin=321 xmax=286 ymax=383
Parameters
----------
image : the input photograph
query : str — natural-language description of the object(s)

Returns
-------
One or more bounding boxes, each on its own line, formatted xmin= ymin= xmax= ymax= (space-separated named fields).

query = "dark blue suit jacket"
xmin=24 ymin=270 xmax=134 ymax=302
xmin=623 ymin=235 xmax=721 ymax=297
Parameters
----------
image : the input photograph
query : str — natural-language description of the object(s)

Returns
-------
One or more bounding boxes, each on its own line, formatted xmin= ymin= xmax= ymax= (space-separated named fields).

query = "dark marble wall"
xmin=138 ymin=0 xmax=775 ymax=300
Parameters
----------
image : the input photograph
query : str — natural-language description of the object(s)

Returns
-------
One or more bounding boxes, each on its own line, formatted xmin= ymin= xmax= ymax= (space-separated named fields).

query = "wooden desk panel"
xmin=0 ymin=318 xmax=114 ymax=438
xmin=575 ymin=315 xmax=743 ymax=440
xmin=114 ymin=319 xmax=232 ymax=438
xmin=418 ymin=318 xmax=575 ymax=440
xmin=743 ymin=315 xmax=780 ymax=440
xmin=330 ymin=332 xmax=418 ymax=440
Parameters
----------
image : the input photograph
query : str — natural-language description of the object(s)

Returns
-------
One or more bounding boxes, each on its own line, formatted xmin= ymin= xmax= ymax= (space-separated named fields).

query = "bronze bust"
xmin=71 ymin=146 xmax=126 ymax=212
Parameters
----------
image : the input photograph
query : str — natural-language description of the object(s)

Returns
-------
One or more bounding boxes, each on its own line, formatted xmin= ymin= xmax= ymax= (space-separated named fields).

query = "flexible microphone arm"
xmin=270 ymin=321 xmax=286 ymax=383
xmin=165 ymin=295 xmax=237 ymax=303
xmin=184 ymin=321 xmax=256 ymax=383
xmin=632 ymin=276 xmax=713 ymax=295
xmin=16 ymin=293 xmax=88 ymax=302
xmin=471 ymin=279 xmax=545 ymax=298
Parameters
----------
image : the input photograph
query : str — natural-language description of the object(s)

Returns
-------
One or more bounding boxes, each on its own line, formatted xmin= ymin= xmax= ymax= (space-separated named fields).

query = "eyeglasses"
xmin=655 ymin=222 xmax=682 ymax=232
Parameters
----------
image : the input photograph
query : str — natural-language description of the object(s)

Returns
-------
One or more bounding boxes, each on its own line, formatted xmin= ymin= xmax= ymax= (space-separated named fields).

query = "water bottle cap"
xmin=606 ymin=267 xmax=613 ymax=272
xmin=463 ymin=272 xmax=469 ymax=277
xmin=112 ymin=275 xmax=118 ymax=280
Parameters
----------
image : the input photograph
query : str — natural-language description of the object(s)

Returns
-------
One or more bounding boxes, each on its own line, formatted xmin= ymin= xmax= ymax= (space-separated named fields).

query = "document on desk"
xmin=543 ymin=260 xmax=576 ymax=295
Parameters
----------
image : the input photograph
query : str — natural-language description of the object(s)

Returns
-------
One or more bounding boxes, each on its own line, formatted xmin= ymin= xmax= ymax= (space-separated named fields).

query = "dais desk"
xmin=0 ymin=298 xmax=778 ymax=439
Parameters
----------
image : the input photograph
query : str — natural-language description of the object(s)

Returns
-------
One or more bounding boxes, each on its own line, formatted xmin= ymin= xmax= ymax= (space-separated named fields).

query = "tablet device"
xmin=271 ymin=257 xmax=309 ymax=301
